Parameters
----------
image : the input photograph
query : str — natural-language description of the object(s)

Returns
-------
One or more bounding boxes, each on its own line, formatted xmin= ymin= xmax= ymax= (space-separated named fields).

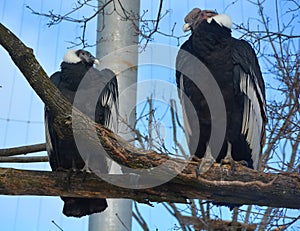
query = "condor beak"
xmin=89 ymin=55 xmax=100 ymax=65
xmin=183 ymin=23 xmax=191 ymax=32
xmin=93 ymin=58 xmax=100 ymax=65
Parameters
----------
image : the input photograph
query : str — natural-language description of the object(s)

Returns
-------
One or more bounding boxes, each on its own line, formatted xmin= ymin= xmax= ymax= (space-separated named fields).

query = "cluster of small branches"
xmin=233 ymin=0 xmax=300 ymax=173
xmin=27 ymin=0 xmax=188 ymax=48
xmin=121 ymin=96 xmax=187 ymax=160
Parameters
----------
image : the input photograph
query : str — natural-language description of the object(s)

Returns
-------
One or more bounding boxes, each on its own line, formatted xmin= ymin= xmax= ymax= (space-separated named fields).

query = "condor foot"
xmin=196 ymin=146 xmax=215 ymax=176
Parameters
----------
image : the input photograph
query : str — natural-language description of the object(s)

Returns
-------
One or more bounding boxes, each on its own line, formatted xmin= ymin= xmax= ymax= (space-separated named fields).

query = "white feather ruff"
xmin=63 ymin=49 xmax=81 ymax=64
xmin=207 ymin=14 xmax=232 ymax=29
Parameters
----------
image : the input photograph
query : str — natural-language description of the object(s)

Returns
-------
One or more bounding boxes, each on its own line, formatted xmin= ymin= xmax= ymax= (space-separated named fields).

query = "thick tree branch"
xmin=0 ymin=163 xmax=299 ymax=209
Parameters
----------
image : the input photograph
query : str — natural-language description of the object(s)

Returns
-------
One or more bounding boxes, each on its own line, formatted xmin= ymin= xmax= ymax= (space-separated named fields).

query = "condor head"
xmin=183 ymin=8 xmax=232 ymax=32
xmin=63 ymin=49 xmax=100 ymax=66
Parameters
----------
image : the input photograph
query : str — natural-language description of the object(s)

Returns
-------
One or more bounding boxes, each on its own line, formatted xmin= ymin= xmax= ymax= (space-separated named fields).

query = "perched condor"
xmin=176 ymin=9 xmax=266 ymax=172
xmin=45 ymin=49 xmax=119 ymax=217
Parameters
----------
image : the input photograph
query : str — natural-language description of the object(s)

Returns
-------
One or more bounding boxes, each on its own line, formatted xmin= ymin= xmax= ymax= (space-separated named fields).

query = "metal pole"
xmin=89 ymin=0 xmax=139 ymax=230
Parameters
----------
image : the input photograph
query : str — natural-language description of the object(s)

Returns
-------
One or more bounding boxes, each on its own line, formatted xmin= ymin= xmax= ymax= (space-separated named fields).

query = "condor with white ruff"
xmin=45 ymin=49 xmax=119 ymax=217
xmin=176 ymin=9 xmax=266 ymax=172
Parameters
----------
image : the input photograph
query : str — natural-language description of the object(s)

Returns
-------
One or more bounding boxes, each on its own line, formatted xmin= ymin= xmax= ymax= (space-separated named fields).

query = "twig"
xmin=115 ymin=213 xmax=130 ymax=231
xmin=51 ymin=220 xmax=64 ymax=231
xmin=147 ymin=96 xmax=153 ymax=149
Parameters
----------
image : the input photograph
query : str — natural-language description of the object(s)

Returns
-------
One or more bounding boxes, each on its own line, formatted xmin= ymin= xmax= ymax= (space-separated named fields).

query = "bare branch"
xmin=133 ymin=202 xmax=150 ymax=231
xmin=27 ymin=0 xmax=114 ymax=48
xmin=27 ymin=0 xmax=188 ymax=47
xmin=0 ymin=156 xmax=48 ymax=163
xmin=163 ymin=203 xmax=188 ymax=231
xmin=0 ymin=143 xmax=46 ymax=157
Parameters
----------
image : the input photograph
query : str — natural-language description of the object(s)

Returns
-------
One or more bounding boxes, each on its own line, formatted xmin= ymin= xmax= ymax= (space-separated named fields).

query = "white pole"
xmin=89 ymin=0 xmax=139 ymax=230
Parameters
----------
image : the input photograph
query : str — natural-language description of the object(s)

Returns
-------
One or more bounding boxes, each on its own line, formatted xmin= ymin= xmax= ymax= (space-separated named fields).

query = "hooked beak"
xmin=93 ymin=58 xmax=100 ymax=65
xmin=89 ymin=55 xmax=100 ymax=66
xmin=183 ymin=23 xmax=191 ymax=32
xmin=76 ymin=50 xmax=99 ymax=65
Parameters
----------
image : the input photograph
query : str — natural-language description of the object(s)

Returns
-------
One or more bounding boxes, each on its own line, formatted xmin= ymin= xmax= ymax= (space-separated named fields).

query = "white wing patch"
xmin=100 ymin=86 xmax=119 ymax=133
xmin=240 ymin=72 xmax=264 ymax=169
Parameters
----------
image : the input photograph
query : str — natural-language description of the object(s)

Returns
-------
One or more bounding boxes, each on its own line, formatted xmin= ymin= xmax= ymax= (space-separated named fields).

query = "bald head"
xmin=183 ymin=8 xmax=218 ymax=32
xmin=184 ymin=8 xmax=201 ymax=24
xmin=183 ymin=8 xmax=228 ymax=32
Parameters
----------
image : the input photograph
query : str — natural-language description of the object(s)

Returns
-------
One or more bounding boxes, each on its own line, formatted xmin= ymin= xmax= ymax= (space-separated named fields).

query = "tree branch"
xmin=0 ymin=163 xmax=299 ymax=209
xmin=0 ymin=156 xmax=48 ymax=163
xmin=0 ymin=143 xmax=46 ymax=157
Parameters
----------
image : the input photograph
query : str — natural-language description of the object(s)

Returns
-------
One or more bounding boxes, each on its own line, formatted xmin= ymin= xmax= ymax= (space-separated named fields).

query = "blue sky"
xmin=0 ymin=0 xmax=298 ymax=230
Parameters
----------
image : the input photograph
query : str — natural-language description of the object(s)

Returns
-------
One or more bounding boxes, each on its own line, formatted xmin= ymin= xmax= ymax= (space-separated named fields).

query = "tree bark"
xmin=0 ymin=22 xmax=300 ymax=210
xmin=0 ymin=162 xmax=299 ymax=209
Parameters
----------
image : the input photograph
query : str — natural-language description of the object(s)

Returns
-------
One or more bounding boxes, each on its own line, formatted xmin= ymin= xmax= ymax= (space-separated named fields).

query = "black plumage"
xmin=176 ymin=9 xmax=266 ymax=171
xmin=45 ymin=49 xmax=119 ymax=217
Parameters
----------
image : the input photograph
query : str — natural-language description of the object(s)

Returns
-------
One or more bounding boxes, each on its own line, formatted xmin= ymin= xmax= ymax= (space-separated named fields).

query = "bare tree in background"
xmin=2 ymin=0 xmax=300 ymax=230
xmin=27 ymin=0 xmax=188 ymax=47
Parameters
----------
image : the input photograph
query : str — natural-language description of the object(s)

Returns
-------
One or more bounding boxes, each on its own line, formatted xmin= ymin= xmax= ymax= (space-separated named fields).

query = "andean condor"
xmin=45 ymin=49 xmax=119 ymax=217
xmin=176 ymin=9 xmax=267 ymax=172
